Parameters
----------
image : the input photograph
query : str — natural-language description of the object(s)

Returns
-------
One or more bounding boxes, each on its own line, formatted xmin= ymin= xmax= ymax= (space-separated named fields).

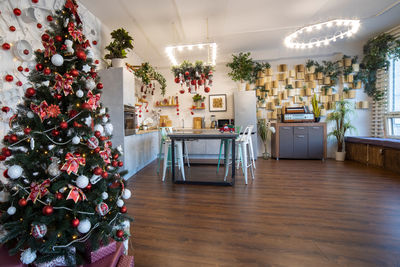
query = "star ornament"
xmin=82 ymin=64 xmax=91 ymax=73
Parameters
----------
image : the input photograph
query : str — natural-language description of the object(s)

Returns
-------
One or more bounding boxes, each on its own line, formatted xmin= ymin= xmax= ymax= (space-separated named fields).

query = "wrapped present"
xmin=81 ymin=242 xmax=124 ymax=267
xmin=34 ymin=247 xmax=76 ymax=267
xmin=117 ymin=255 xmax=134 ymax=267
xmin=85 ymin=240 xmax=116 ymax=263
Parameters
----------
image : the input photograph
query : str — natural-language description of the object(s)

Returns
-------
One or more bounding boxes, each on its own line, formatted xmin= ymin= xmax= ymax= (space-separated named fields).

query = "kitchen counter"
xmin=135 ymin=129 xmax=158 ymax=135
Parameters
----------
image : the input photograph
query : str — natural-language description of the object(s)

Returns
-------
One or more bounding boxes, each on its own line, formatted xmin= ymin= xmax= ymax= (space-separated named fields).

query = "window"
xmin=386 ymin=58 xmax=400 ymax=137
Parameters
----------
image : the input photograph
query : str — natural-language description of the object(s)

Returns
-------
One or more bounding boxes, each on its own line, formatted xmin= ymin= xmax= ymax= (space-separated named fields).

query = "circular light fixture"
xmin=284 ymin=19 xmax=360 ymax=49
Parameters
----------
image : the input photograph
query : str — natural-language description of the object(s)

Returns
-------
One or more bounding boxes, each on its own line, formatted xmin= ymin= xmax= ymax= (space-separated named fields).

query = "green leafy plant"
xmin=311 ymin=94 xmax=321 ymax=118
xmin=306 ymin=59 xmax=316 ymax=69
xmin=104 ymin=28 xmax=134 ymax=59
xmin=252 ymin=61 xmax=271 ymax=84
xmin=326 ymin=100 xmax=355 ymax=152
xmin=257 ymin=119 xmax=274 ymax=159
xmin=192 ymin=94 xmax=205 ymax=102
xmin=285 ymin=84 xmax=293 ymax=90
xmin=133 ymin=63 xmax=167 ymax=96
xmin=322 ymin=60 xmax=341 ymax=83
xmin=359 ymin=33 xmax=400 ymax=101
xmin=171 ymin=60 xmax=214 ymax=81
xmin=343 ymin=87 xmax=351 ymax=93
xmin=226 ymin=52 xmax=254 ymax=83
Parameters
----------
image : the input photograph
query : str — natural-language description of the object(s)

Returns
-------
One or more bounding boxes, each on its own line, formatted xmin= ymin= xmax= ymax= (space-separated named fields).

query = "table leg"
xmin=171 ymin=139 xmax=175 ymax=183
xmin=231 ymin=138 xmax=235 ymax=185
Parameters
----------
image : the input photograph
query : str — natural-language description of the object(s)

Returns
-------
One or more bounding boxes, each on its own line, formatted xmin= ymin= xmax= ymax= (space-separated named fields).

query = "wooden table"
xmin=168 ymin=129 xmax=238 ymax=186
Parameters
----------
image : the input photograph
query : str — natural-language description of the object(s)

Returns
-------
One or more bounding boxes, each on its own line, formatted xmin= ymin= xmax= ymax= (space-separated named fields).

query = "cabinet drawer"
xmin=279 ymin=126 xmax=293 ymax=158
xmin=294 ymin=126 xmax=307 ymax=135
xmin=308 ymin=126 xmax=324 ymax=159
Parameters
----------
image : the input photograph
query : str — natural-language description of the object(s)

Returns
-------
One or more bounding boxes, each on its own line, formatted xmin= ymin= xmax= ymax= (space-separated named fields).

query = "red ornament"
xmin=54 ymin=94 xmax=62 ymax=100
xmin=76 ymin=50 xmax=87 ymax=61
xmin=94 ymin=147 xmax=101 ymax=153
xmin=32 ymin=0 xmax=39 ymax=3
xmin=51 ymin=129 xmax=60 ymax=136
xmin=9 ymin=26 xmax=16 ymax=32
xmin=1 ymin=106 xmax=10 ymax=113
xmin=71 ymin=218 xmax=80 ymax=228
xmin=43 ymin=68 xmax=51 ymax=75
xmin=37 ymin=23 xmax=42 ymax=29
xmin=10 ymin=134 xmax=18 ymax=143
xmin=185 ymin=71 xmax=189 ymax=76
xmin=41 ymin=34 xmax=50 ymax=42
xmin=25 ymin=87 xmax=36 ymax=97
xmin=179 ymin=89 xmax=185 ymax=94
xmin=0 ymin=155 xmax=5 ymax=161
xmin=96 ymin=83 xmax=103 ymax=89
xmin=17 ymin=66 xmax=23 ymax=72
xmin=81 ymin=103 xmax=91 ymax=110
xmin=92 ymin=40 xmax=98 ymax=45
xmin=204 ymin=87 xmax=210 ymax=93
xmin=55 ymin=35 xmax=62 ymax=42
xmin=94 ymin=131 xmax=101 ymax=138
xmin=16 ymin=81 xmax=22 ymax=87
xmin=175 ymin=77 xmax=180 ymax=83
xmin=3 ymin=135 xmax=9 ymax=142
xmin=36 ymin=63 xmax=44 ymax=71
xmin=86 ymin=183 xmax=92 ymax=190
xmin=116 ymin=230 xmax=124 ymax=238
xmin=107 ymin=141 xmax=112 ymax=147
xmin=60 ymin=121 xmax=68 ymax=129
xmin=118 ymin=161 xmax=123 ymax=167
xmin=18 ymin=198 xmax=27 ymax=207
xmin=73 ymin=121 xmax=82 ymax=128
xmin=100 ymin=136 xmax=107 ymax=141
xmin=120 ymin=206 xmax=127 ymax=213
xmin=198 ymin=80 xmax=204 ymax=86
xmin=23 ymin=49 xmax=29 ymax=55
xmin=101 ymin=171 xmax=108 ymax=179
xmin=24 ymin=128 xmax=31 ymax=135
xmin=55 ymin=192 xmax=63 ymax=200
xmin=2 ymin=43 xmax=10 ymax=50
xmin=113 ymin=154 xmax=119 ymax=160
xmin=46 ymin=15 xmax=53 ymax=21
xmin=95 ymin=60 xmax=99 ymax=64
xmin=42 ymin=205 xmax=53 ymax=215
xmin=5 ymin=75 xmax=13 ymax=82
xmin=93 ymin=167 xmax=102 ymax=176
xmin=191 ymin=80 xmax=196 ymax=86
xmin=70 ymin=69 xmax=79 ymax=77
xmin=3 ymin=170 xmax=9 ymax=178
xmin=13 ymin=8 xmax=21 ymax=16
xmin=24 ymin=68 xmax=30 ymax=72
xmin=69 ymin=109 xmax=78 ymax=118
xmin=111 ymin=161 xmax=118 ymax=167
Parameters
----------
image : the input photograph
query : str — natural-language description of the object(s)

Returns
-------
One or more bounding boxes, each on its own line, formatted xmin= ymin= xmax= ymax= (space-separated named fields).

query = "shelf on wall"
xmin=192 ymin=107 xmax=205 ymax=110
xmin=155 ymin=104 xmax=178 ymax=107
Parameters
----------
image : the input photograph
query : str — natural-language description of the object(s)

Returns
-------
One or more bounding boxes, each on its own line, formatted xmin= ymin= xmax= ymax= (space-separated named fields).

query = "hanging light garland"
xmin=284 ymin=19 xmax=360 ymax=49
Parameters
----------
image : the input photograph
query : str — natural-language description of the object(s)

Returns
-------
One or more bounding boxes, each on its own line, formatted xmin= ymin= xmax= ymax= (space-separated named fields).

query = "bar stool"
xmin=162 ymin=139 xmax=186 ymax=181
xmin=224 ymin=125 xmax=255 ymax=184
xmin=157 ymin=127 xmax=173 ymax=174
xmin=216 ymin=126 xmax=242 ymax=173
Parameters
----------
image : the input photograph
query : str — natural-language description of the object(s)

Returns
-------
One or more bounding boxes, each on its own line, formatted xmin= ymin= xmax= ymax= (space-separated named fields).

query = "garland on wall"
xmin=126 ymin=62 xmax=167 ymax=96
xmin=171 ymin=60 xmax=214 ymax=94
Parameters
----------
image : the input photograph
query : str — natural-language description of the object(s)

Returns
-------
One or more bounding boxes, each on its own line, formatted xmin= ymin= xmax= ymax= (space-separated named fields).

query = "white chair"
xmin=161 ymin=128 xmax=186 ymax=182
xmin=224 ymin=125 xmax=255 ymax=184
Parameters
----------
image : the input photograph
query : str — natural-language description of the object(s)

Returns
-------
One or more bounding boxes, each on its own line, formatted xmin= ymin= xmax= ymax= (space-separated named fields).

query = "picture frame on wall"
xmin=209 ymin=94 xmax=227 ymax=112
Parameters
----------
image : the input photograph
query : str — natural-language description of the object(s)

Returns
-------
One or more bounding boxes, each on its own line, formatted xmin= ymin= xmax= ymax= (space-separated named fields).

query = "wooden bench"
xmin=345 ymin=137 xmax=400 ymax=174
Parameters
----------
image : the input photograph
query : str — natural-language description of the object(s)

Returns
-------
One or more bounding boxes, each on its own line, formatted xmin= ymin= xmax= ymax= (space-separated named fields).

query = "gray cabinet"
xmin=272 ymin=123 xmax=326 ymax=159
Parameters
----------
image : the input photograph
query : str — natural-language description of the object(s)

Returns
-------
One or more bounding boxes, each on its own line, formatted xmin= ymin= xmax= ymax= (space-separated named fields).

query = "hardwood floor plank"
xmin=125 ymin=159 xmax=400 ymax=266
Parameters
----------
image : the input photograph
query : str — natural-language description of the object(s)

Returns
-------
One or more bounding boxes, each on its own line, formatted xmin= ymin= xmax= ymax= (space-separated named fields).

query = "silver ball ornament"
xmin=51 ymin=54 xmax=64 ymax=66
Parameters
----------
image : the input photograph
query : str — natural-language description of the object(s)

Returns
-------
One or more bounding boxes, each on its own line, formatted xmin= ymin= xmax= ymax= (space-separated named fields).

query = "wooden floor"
xmin=125 ymin=159 xmax=400 ymax=267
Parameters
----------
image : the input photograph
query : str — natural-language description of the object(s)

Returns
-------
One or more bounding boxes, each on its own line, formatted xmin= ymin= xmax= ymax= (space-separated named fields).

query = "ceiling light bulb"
xmin=324 ymin=40 xmax=329 ymax=46
xmin=327 ymin=22 xmax=333 ymax=27
xmin=306 ymin=27 xmax=312 ymax=32
xmin=308 ymin=44 xmax=313 ymax=48
xmin=336 ymin=20 xmax=343 ymax=26
xmin=177 ymin=46 xmax=183 ymax=51
xmin=347 ymin=32 xmax=352 ymax=37
xmin=344 ymin=21 xmax=350 ymax=26
xmin=188 ymin=45 xmax=193 ymax=50
xmin=316 ymin=42 xmax=321 ymax=47
xmin=316 ymin=24 xmax=322 ymax=30
xmin=340 ymin=34 xmax=344 ymax=39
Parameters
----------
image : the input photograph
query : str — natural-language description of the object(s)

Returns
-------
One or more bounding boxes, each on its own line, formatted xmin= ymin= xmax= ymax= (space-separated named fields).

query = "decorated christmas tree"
xmin=0 ymin=0 xmax=132 ymax=265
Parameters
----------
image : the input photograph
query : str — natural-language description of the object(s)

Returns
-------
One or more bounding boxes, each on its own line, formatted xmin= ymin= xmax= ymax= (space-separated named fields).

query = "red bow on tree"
xmin=82 ymin=39 xmax=91 ymax=49
xmin=42 ymin=38 xmax=56 ymax=58
xmin=30 ymin=101 xmax=49 ymax=121
xmin=28 ymin=179 xmax=51 ymax=203
xmin=60 ymin=153 xmax=86 ymax=175
xmin=99 ymin=142 xmax=111 ymax=164
xmin=65 ymin=0 xmax=82 ymax=25
xmin=68 ymin=22 xmax=83 ymax=43
xmin=54 ymin=73 xmax=74 ymax=96
xmin=66 ymin=185 xmax=87 ymax=203
xmin=86 ymin=90 xmax=100 ymax=110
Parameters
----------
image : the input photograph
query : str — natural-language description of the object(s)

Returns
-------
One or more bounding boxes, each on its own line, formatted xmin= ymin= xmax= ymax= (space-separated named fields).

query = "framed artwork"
xmin=209 ymin=94 xmax=227 ymax=112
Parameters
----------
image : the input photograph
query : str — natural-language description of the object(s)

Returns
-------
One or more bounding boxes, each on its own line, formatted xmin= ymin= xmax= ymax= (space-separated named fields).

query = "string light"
xmin=165 ymin=42 xmax=217 ymax=66
xmin=284 ymin=19 xmax=360 ymax=49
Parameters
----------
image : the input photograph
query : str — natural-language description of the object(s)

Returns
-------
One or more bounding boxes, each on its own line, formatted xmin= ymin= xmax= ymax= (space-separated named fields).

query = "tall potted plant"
xmin=257 ymin=119 xmax=275 ymax=159
xmin=105 ymin=28 xmax=134 ymax=68
xmin=311 ymin=94 xmax=321 ymax=122
xmin=326 ymin=100 xmax=355 ymax=161
xmin=226 ymin=52 xmax=254 ymax=91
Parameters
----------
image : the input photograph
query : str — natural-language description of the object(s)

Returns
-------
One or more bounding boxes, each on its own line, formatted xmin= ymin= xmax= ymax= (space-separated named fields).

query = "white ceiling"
xmin=80 ymin=0 xmax=400 ymax=67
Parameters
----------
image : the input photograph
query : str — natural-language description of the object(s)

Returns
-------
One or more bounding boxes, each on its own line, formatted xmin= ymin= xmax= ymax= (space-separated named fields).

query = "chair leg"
xmin=241 ymin=142 xmax=248 ymax=185
xmin=157 ymin=140 xmax=164 ymax=174
xmin=224 ymin=140 xmax=231 ymax=181
xmin=162 ymin=143 xmax=169 ymax=181
xmin=184 ymin=142 xmax=190 ymax=168
xmin=177 ymin=143 xmax=185 ymax=181
xmin=249 ymin=138 xmax=256 ymax=169
xmin=248 ymin=144 xmax=255 ymax=180
xmin=216 ymin=140 xmax=224 ymax=173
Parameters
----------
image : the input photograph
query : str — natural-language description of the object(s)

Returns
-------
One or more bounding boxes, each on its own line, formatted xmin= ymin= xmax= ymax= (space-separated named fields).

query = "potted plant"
xmin=226 ymin=52 xmax=254 ymax=91
xmin=192 ymin=94 xmax=205 ymax=108
xmin=105 ymin=28 xmax=134 ymax=68
xmin=326 ymin=100 xmax=355 ymax=161
xmin=311 ymin=94 xmax=321 ymax=122
xmin=257 ymin=119 xmax=275 ymax=159
xmin=305 ymin=59 xmax=316 ymax=73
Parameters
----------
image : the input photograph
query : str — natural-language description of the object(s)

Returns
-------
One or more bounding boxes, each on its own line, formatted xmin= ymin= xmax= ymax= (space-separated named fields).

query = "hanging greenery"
xmin=171 ymin=60 xmax=214 ymax=94
xmin=129 ymin=62 xmax=167 ymax=96
xmin=359 ymin=33 xmax=400 ymax=101
xmin=251 ymin=61 xmax=271 ymax=84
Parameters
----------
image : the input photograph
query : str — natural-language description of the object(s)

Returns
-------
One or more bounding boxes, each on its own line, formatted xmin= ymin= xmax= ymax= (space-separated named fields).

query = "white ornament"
xmin=86 ymin=79 xmax=96 ymax=90
xmin=101 ymin=192 xmax=108 ymax=200
xmin=30 ymin=137 xmax=35 ymax=150
xmin=27 ymin=111 xmax=34 ymax=118
xmin=48 ymin=145 xmax=55 ymax=150
xmin=104 ymin=123 xmax=113 ymax=136
xmin=121 ymin=220 xmax=130 ymax=229
xmin=72 ymin=136 xmax=81 ymax=145
xmin=84 ymin=116 xmax=92 ymax=127
xmin=8 ymin=165 xmax=23 ymax=179
xmin=7 ymin=206 xmax=16 ymax=215
xmin=77 ymin=219 xmax=91 ymax=234
xmin=122 ymin=189 xmax=131 ymax=200
xmin=20 ymin=248 xmax=37 ymax=264
xmin=117 ymin=145 xmax=123 ymax=154
xmin=48 ymin=158 xmax=61 ymax=177
xmin=51 ymin=54 xmax=64 ymax=66
xmin=41 ymin=81 xmax=50 ymax=87
xmin=90 ymin=175 xmax=101 ymax=184
xmin=0 ymin=190 xmax=10 ymax=202
xmin=65 ymin=39 xmax=73 ymax=52
xmin=102 ymin=116 xmax=108 ymax=123
xmin=76 ymin=89 xmax=84 ymax=98
xmin=94 ymin=124 xmax=104 ymax=135
xmin=99 ymin=108 xmax=106 ymax=115
xmin=64 ymin=18 xmax=70 ymax=28
xmin=82 ymin=64 xmax=91 ymax=73
xmin=116 ymin=199 xmax=124 ymax=207
xmin=76 ymin=175 xmax=89 ymax=189
xmin=87 ymin=50 xmax=94 ymax=59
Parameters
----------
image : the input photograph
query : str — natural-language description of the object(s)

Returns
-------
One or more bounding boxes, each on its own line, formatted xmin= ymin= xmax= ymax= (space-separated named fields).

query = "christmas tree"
xmin=0 ymin=0 xmax=132 ymax=265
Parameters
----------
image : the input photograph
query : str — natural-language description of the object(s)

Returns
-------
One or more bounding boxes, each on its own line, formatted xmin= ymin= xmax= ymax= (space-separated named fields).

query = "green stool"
xmin=216 ymin=126 xmax=242 ymax=173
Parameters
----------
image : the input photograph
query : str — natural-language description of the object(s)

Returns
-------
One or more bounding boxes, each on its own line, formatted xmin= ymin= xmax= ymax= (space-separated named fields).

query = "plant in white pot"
xmin=326 ymin=100 xmax=355 ymax=161
xmin=226 ymin=52 xmax=254 ymax=91
xmin=104 ymin=28 xmax=134 ymax=68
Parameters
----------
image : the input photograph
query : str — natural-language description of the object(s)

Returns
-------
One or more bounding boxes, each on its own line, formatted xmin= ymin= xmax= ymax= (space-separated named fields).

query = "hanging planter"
xmin=172 ymin=60 xmax=214 ymax=94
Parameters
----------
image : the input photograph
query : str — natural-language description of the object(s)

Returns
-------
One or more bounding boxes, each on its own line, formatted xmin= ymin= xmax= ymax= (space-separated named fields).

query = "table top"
xmin=168 ymin=129 xmax=238 ymax=139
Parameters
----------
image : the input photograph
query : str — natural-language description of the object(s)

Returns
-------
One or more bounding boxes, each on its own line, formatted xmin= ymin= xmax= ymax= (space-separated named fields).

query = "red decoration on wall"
xmin=9 ymin=26 xmax=16 ymax=32
xmin=13 ymin=8 xmax=22 ymax=16
xmin=2 ymin=43 xmax=10 ymax=50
